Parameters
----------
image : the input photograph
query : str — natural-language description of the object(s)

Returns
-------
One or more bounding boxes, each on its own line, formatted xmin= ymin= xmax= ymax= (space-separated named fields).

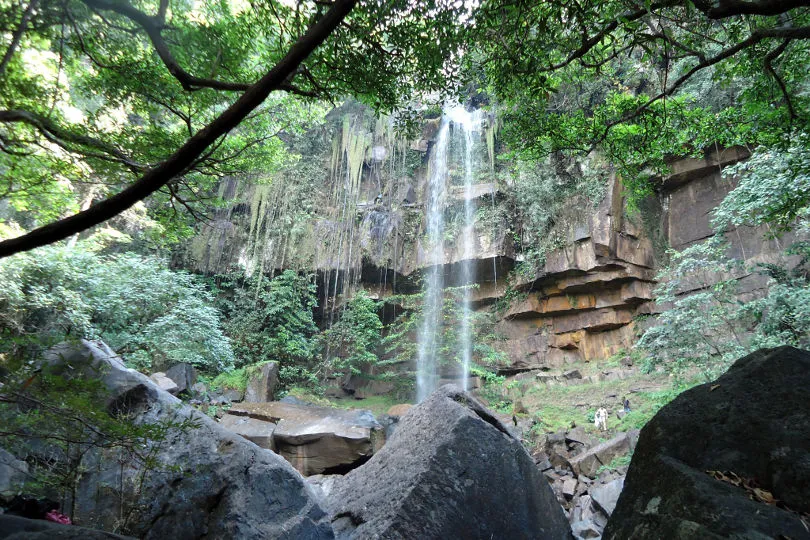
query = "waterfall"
xmin=416 ymin=107 xmax=481 ymax=401
xmin=449 ymin=106 xmax=481 ymax=392
xmin=416 ymin=118 xmax=450 ymax=402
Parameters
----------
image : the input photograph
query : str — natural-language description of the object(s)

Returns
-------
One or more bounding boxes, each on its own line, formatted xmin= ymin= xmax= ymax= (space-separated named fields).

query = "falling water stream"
xmin=416 ymin=106 xmax=481 ymax=401
xmin=416 ymin=117 xmax=450 ymax=402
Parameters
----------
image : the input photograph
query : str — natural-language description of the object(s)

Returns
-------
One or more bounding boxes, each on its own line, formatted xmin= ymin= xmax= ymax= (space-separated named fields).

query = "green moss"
xmin=210 ymin=367 xmax=250 ymax=393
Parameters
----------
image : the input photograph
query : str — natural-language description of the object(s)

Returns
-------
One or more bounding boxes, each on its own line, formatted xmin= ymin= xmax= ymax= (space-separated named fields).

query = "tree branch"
xmin=694 ymin=0 xmax=810 ymax=19
xmin=80 ymin=0 xmax=254 ymax=91
xmin=0 ymin=0 xmax=357 ymax=258
xmin=0 ymin=0 xmax=40 ymax=78
xmin=78 ymin=0 xmax=321 ymax=98
xmin=0 ymin=109 xmax=145 ymax=171
xmin=763 ymin=38 xmax=796 ymax=119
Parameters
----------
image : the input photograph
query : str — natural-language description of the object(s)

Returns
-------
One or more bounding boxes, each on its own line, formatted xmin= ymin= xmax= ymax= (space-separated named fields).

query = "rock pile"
xmin=533 ymin=426 xmax=638 ymax=540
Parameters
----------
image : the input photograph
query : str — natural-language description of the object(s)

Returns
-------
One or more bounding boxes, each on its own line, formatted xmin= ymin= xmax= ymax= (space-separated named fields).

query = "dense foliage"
xmin=320 ymin=290 xmax=383 ymax=378
xmin=639 ymin=142 xmax=810 ymax=379
xmin=467 ymin=0 xmax=810 ymax=204
xmin=0 ymin=243 xmax=234 ymax=371
xmin=214 ymin=270 xmax=319 ymax=387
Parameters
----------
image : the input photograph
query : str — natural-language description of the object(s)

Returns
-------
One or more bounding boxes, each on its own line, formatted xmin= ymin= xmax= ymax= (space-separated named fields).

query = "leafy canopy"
xmin=466 ymin=0 xmax=810 ymax=203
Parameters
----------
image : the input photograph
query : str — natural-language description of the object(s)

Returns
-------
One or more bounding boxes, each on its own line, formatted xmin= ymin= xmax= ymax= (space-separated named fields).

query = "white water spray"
xmin=448 ymin=106 xmax=482 ymax=392
xmin=416 ymin=107 xmax=482 ymax=401
xmin=416 ymin=118 xmax=450 ymax=403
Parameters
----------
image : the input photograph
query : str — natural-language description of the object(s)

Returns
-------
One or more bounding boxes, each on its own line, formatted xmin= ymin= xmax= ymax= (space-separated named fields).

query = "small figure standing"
xmin=594 ymin=407 xmax=609 ymax=431
xmin=623 ymin=398 xmax=631 ymax=413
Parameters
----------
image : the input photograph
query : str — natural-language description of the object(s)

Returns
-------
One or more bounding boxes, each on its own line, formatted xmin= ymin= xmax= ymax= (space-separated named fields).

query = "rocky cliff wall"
xmin=178 ymin=105 xmax=782 ymax=378
xmin=494 ymin=146 xmax=790 ymax=374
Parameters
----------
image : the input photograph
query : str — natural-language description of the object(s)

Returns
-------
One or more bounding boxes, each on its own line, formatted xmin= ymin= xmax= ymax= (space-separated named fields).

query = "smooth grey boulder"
xmin=324 ymin=385 xmax=572 ymax=539
xmin=244 ymin=361 xmax=279 ymax=402
xmin=590 ymin=477 xmax=623 ymax=516
xmin=148 ymin=372 xmax=178 ymax=394
xmin=0 ymin=514 xmax=132 ymax=539
xmin=40 ymin=340 xmax=333 ymax=539
xmin=219 ymin=412 xmax=276 ymax=450
xmin=604 ymin=346 xmax=810 ymax=539
xmin=165 ymin=363 xmax=197 ymax=394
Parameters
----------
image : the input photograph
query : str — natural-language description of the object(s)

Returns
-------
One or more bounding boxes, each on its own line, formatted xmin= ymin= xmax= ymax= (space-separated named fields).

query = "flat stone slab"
xmin=219 ymin=413 xmax=276 ymax=451
xmin=229 ymin=402 xmax=382 ymax=475
xmin=568 ymin=433 xmax=630 ymax=478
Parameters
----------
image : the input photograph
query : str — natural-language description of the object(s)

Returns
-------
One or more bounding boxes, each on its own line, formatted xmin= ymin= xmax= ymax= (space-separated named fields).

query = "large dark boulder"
xmin=37 ymin=340 xmax=333 ymax=539
xmin=0 ymin=514 xmax=132 ymax=539
xmin=604 ymin=346 xmax=810 ymax=539
xmin=324 ymin=385 xmax=572 ymax=539
xmin=164 ymin=363 xmax=197 ymax=394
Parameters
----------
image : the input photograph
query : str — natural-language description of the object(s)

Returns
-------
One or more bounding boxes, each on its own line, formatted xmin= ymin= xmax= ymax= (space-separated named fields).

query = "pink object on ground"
xmin=45 ymin=509 xmax=72 ymax=525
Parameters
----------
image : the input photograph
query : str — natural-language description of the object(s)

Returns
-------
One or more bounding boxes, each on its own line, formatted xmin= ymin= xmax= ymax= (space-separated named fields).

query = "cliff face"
xmin=493 ymin=145 xmax=793 ymax=373
xmin=496 ymin=172 xmax=657 ymax=371
xmin=180 ymin=104 xmax=780 ymax=374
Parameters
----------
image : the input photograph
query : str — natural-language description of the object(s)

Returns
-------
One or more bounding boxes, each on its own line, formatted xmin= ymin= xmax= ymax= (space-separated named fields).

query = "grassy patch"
xmin=533 ymin=404 xmax=581 ymax=432
xmin=483 ymin=364 xmax=672 ymax=436
xmin=209 ymin=367 xmax=250 ymax=393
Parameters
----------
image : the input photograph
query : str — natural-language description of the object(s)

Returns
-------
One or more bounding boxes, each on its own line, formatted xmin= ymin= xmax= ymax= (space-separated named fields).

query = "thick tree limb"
xmin=764 ymin=39 xmax=796 ymax=119
xmin=589 ymin=24 xmax=808 ymax=149
xmin=693 ymin=0 xmax=810 ymax=19
xmin=0 ymin=0 xmax=356 ymax=258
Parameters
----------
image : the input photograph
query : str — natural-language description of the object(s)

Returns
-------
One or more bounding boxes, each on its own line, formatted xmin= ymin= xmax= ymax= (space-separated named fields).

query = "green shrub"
xmin=0 ymin=244 xmax=234 ymax=373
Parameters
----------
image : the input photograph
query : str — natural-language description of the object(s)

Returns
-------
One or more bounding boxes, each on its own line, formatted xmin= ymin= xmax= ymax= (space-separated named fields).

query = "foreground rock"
xmin=0 ymin=514 xmax=133 ymax=539
xmin=0 ymin=448 xmax=27 ymax=497
xmin=605 ymin=346 xmax=810 ymax=539
xmin=324 ymin=385 xmax=572 ymax=539
xmin=32 ymin=340 xmax=333 ymax=539
xmin=226 ymin=401 xmax=381 ymax=475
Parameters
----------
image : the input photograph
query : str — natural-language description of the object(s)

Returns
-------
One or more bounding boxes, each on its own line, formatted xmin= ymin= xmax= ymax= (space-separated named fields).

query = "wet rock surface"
xmin=604 ymin=346 xmax=810 ymax=539
xmin=323 ymin=385 xmax=572 ymax=539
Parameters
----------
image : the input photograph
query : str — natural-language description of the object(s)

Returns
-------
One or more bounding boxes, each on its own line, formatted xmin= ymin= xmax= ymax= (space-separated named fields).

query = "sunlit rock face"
xmin=495 ymin=145 xmax=791 ymax=373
